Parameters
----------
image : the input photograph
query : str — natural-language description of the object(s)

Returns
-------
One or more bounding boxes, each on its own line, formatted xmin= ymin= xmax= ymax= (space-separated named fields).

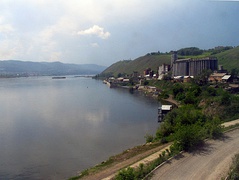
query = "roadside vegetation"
xmin=69 ymin=142 xmax=162 ymax=180
xmin=114 ymin=147 xmax=179 ymax=180
xmin=227 ymin=153 xmax=239 ymax=180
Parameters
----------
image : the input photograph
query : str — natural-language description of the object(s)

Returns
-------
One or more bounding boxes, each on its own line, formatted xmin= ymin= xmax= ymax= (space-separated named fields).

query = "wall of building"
xmin=172 ymin=57 xmax=218 ymax=77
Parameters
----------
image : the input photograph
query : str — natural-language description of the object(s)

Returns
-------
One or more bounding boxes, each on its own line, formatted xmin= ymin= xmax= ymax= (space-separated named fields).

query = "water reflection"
xmin=0 ymin=77 xmax=159 ymax=179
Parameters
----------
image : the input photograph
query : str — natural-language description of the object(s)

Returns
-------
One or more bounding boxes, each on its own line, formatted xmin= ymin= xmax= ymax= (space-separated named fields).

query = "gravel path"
xmin=150 ymin=128 xmax=239 ymax=180
xmin=78 ymin=120 xmax=239 ymax=180
xmin=80 ymin=143 xmax=171 ymax=180
xmin=222 ymin=119 xmax=239 ymax=127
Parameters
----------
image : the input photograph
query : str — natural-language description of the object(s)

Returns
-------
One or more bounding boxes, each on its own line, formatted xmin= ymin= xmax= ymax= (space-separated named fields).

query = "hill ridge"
xmin=0 ymin=60 xmax=106 ymax=76
xmin=101 ymin=46 xmax=239 ymax=77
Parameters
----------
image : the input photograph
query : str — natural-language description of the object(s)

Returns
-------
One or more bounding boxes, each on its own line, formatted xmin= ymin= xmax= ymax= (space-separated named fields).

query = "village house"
xmin=208 ymin=73 xmax=227 ymax=83
xmin=222 ymin=75 xmax=233 ymax=83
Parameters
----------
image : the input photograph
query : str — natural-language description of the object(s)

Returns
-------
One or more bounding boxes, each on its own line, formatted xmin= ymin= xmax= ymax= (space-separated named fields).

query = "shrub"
xmin=227 ymin=154 xmax=239 ymax=180
xmin=115 ymin=167 xmax=135 ymax=180
xmin=173 ymin=124 xmax=204 ymax=151
xmin=145 ymin=134 xmax=154 ymax=143
xmin=220 ymin=91 xmax=231 ymax=106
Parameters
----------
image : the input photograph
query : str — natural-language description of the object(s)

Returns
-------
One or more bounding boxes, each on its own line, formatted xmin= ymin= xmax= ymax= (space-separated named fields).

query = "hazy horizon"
xmin=0 ymin=0 xmax=238 ymax=66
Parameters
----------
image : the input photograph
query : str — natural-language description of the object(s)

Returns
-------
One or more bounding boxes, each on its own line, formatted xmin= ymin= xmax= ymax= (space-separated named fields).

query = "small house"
xmin=158 ymin=105 xmax=173 ymax=122
xmin=222 ymin=75 xmax=232 ymax=83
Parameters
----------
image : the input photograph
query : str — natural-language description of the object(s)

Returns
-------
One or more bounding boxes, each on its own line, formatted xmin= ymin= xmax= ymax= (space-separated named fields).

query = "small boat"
xmin=52 ymin=76 xmax=66 ymax=79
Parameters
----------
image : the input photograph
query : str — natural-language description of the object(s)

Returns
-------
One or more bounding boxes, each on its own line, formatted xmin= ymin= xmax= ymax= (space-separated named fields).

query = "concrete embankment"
xmin=222 ymin=119 xmax=239 ymax=127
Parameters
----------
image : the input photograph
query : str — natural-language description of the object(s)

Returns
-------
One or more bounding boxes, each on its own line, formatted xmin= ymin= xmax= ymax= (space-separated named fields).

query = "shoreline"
xmin=71 ymin=119 xmax=239 ymax=180
xmin=70 ymin=84 xmax=178 ymax=180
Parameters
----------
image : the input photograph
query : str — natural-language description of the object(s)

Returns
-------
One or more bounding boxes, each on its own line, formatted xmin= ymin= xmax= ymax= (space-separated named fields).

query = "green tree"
xmin=183 ymin=92 xmax=197 ymax=105
xmin=194 ymin=69 xmax=212 ymax=86
xmin=206 ymin=86 xmax=217 ymax=96
xmin=220 ymin=91 xmax=231 ymax=106
xmin=117 ymin=73 xmax=122 ymax=78
xmin=204 ymin=117 xmax=222 ymax=139
xmin=172 ymin=83 xmax=184 ymax=98
xmin=231 ymin=68 xmax=239 ymax=79
xmin=173 ymin=124 xmax=204 ymax=151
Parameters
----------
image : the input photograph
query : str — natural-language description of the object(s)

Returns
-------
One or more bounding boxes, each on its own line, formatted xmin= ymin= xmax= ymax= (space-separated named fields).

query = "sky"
xmin=0 ymin=0 xmax=238 ymax=66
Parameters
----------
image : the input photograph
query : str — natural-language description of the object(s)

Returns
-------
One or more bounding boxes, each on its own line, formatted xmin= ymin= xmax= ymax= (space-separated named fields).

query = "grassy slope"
xmin=101 ymin=46 xmax=239 ymax=77
xmin=215 ymin=46 xmax=239 ymax=71
xmin=101 ymin=54 xmax=171 ymax=77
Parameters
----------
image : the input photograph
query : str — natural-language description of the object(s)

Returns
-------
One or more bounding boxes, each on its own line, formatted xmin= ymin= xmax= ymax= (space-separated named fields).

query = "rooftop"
xmin=161 ymin=105 xmax=173 ymax=111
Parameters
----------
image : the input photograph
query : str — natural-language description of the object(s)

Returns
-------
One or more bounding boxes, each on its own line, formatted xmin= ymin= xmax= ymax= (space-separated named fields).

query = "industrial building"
xmin=171 ymin=52 xmax=218 ymax=77
xmin=158 ymin=63 xmax=171 ymax=80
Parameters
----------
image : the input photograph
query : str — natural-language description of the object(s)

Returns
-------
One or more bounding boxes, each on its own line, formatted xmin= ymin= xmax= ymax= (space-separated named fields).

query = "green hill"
xmin=100 ymin=46 xmax=239 ymax=77
xmin=100 ymin=54 xmax=171 ymax=77
xmin=215 ymin=46 xmax=239 ymax=71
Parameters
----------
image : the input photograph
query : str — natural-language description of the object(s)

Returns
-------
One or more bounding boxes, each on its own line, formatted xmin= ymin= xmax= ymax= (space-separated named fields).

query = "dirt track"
xmin=77 ymin=120 xmax=239 ymax=180
xmin=80 ymin=143 xmax=171 ymax=180
xmin=150 ymin=128 xmax=239 ymax=180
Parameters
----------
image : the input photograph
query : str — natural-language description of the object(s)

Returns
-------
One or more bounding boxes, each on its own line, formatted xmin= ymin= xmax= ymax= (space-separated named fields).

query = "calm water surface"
xmin=0 ymin=76 xmax=160 ymax=179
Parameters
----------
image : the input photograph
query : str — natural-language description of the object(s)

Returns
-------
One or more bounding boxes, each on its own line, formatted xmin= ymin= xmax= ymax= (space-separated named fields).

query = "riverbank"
xmin=70 ymin=119 xmax=239 ymax=180
xmin=69 ymin=142 xmax=171 ymax=180
xmin=71 ymin=79 xmax=239 ymax=179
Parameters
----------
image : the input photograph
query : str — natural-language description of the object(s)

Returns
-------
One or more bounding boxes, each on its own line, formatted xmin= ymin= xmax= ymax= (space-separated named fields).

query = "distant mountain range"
xmin=0 ymin=60 xmax=106 ymax=76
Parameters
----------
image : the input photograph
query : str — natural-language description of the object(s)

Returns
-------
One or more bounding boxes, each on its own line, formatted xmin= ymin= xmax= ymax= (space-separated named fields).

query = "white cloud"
xmin=0 ymin=23 xmax=14 ymax=34
xmin=0 ymin=16 xmax=14 ymax=34
xmin=91 ymin=43 xmax=99 ymax=47
xmin=0 ymin=39 xmax=21 ymax=59
xmin=0 ymin=0 xmax=237 ymax=65
xmin=49 ymin=52 xmax=62 ymax=61
xmin=77 ymin=25 xmax=111 ymax=39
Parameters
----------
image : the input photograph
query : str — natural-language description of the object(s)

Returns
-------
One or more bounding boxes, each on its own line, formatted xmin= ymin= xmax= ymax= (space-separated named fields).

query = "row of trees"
xmin=177 ymin=47 xmax=204 ymax=56
xmin=177 ymin=46 xmax=234 ymax=56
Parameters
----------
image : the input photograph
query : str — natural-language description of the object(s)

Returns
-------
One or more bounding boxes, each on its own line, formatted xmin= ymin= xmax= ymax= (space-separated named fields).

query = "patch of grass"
xmin=69 ymin=142 xmax=162 ymax=179
xmin=114 ymin=147 xmax=180 ymax=180
xmin=100 ymin=54 xmax=171 ymax=77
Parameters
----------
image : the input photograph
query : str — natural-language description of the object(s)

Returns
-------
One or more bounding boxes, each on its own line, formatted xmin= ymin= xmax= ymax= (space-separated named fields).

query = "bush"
xmin=227 ymin=154 xmax=239 ymax=180
xmin=158 ymin=91 xmax=169 ymax=99
xmin=173 ymin=124 xmax=204 ymax=151
xmin=145 ymin=134 xmax=154 ymax=143
xmin=172 ymin=83 xmax=184 ymax=98
xmin=206 ymin=86 xmax=217 ymax=96
xmin=220 ymin=91 xmax=231 ymax=106
xmin=204 ymin=117 xmax=223 ymax=139
xmin=115 ymin=167 xmax=135 ymax=180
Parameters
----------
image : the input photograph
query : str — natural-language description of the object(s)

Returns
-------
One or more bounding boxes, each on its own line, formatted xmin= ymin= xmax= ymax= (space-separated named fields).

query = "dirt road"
xmin=150 ymin=128 xmax=239 ymax=180
xmin=80 ymin=143 xmax=171 ymax=180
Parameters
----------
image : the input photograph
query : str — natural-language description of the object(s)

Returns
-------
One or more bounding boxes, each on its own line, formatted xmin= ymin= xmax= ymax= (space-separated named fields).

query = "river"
xmin=0 ymin=76 xmax=160 ymax=179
